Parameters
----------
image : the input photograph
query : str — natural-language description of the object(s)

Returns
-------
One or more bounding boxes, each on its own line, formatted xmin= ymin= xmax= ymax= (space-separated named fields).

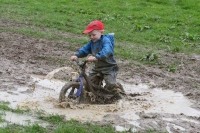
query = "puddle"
xmin=180 ymin=117 xmax=200 ymax=124
xmin=166 ymin=123 xmax=185 ymax=133
xmin=121 ymin=82 xmax=200 ymax=116
xmin=115 ymin=125 xmax=129 ymax=132
xmin=1 ymin=111 xmax=49 ymax=127
xmin=0 ymin=73 xmax=200 ymax=129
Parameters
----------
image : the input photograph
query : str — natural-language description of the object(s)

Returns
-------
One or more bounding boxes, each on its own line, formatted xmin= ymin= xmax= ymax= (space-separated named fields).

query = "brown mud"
xmin=0 ymin=21 xmax=200 ymax=132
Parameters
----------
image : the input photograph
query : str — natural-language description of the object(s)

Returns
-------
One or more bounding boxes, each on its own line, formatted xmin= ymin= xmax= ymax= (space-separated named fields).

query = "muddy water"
xmin=0 ymin=72 xmax=200 ymax=130
xmin=1 ymin=111 xmax=49 ymax=127
xmin=122 ymin=82 xmax=200 ymax=117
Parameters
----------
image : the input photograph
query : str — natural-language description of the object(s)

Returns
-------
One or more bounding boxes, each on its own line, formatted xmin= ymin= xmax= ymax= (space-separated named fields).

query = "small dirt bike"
xmin=59 ymin=59 xmax=126 ymax=104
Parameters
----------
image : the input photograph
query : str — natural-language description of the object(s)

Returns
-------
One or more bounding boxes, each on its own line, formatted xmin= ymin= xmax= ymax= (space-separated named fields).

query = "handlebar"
xmin=74 ymin=59 xmax=88 ymax=68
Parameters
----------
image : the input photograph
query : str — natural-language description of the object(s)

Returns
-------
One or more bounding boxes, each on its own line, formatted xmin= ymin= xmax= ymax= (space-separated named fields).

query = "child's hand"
xmin=70 ymin=55 xmax=78 ymax=61
xmin=87 ymin=55 xmax=97 ymax=62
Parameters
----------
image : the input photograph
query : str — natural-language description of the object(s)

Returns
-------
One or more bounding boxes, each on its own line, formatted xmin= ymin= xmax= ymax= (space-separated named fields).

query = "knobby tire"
xmin=59 ymin=82 xmax=80 ymax=103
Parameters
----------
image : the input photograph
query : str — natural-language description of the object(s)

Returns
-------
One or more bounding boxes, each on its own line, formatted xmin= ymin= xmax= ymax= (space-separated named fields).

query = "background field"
xmin=1 ymin=0 xmax=200 ymax=61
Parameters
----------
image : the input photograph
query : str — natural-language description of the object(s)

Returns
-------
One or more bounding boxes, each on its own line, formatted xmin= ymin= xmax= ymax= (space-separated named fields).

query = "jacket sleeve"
xmin=95 ymin=38 xmax=114 ymax=60
xmin=75 ymin=42 xmax=92 ymax=58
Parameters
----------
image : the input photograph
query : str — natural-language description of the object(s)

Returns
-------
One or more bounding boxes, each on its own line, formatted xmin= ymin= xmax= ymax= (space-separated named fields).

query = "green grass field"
xmin=1 ymin=0 xmax=200 ymax=61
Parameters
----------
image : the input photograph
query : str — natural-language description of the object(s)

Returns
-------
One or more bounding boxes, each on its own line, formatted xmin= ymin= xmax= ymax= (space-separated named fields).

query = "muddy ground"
xmin=0 ymin=21 xmax=200 ymax=133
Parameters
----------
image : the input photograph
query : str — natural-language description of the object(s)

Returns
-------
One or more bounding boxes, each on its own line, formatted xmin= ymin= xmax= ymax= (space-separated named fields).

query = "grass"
xmin=0 ymin=0 xmax=200 ymax=62
xmin=0 ymin=121 xmax=122 ymax=133
xmin=0 ymin=123 xmax=47 ymax=133
xmin=53 ymin=120 xmax=118 ymax=133
xmin=38 ymin=113 xmax=65 ymax=124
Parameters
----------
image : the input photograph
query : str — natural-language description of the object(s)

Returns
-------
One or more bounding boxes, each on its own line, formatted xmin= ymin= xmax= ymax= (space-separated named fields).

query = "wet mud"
xmin=0 ymin=21 xmax=200 ymax=132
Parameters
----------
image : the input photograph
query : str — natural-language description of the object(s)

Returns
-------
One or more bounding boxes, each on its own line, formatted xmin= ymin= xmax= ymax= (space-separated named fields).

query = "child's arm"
xmin=95 ymin=38 xmax=114 ymax=60
xmin=75 ymin=42 xmax=92 ymax=58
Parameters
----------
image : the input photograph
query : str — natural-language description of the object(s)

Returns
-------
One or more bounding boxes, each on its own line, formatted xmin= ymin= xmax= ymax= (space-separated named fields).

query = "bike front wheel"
xmin=59 ymin=82 xmax=81 ymax=103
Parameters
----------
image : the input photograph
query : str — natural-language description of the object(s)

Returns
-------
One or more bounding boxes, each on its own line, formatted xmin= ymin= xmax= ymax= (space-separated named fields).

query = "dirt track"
xmin=1 ymin=21 xmax=200 ymax=132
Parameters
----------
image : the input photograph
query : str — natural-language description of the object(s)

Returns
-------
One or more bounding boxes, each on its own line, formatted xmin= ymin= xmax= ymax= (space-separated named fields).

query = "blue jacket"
xmin=75 ymin=34 xmax=117 ymax=68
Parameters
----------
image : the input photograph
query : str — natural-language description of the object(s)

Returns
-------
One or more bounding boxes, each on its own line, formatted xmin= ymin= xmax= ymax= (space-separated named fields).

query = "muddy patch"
xmin=1 ymin=73 xmax=200 ymax=132
xmin=0 ymin=25 xmax=200 ymax=132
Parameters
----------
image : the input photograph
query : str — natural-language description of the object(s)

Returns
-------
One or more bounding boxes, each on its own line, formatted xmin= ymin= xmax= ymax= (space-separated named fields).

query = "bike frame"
xmin=59 ymin=59 xmax=125 ymax=104
xmin=74 ymin=59 xmax=102 ymax=97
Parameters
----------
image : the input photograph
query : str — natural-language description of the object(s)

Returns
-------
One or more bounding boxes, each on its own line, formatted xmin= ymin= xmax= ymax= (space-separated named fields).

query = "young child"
xmin=70 ymin=20 xmax=123 ymax=99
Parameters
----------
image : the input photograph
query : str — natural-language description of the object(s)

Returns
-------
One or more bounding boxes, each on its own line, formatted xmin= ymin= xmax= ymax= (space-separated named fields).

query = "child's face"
xmin=88 ymin=30 xmax=103 ymax=42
